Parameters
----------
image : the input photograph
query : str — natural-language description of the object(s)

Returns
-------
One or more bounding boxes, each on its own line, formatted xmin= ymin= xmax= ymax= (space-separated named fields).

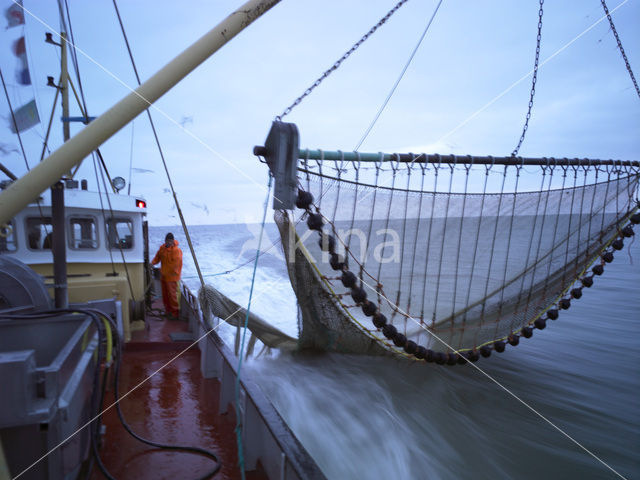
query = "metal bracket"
xmin=254 ymin=121 xmax=299 ymax=210
xmin=61 ymin=116 xmax=96 ymax=124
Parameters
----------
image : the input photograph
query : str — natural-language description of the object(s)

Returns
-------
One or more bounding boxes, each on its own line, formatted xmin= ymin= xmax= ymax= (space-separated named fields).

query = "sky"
xmin=0 ymin=0 xmax=638 ymax=226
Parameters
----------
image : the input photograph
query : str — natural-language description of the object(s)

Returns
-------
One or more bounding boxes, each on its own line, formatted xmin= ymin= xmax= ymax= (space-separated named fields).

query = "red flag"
xmin=12 ymin=36 xmax=25 ymax=56
xmin=4 ymin=1 xmax=24 ymax=28
xmin=11 ymin=36 xmax=30 ymax=85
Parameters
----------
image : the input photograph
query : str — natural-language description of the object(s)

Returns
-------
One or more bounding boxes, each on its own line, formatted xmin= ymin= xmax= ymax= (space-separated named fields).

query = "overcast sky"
xmin=0 ymin=0 xmax=638 ymax=225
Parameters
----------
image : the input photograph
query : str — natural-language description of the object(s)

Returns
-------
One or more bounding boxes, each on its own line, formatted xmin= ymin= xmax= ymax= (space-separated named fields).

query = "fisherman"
xmin=151 ymin=232 xmax=183 ymax=320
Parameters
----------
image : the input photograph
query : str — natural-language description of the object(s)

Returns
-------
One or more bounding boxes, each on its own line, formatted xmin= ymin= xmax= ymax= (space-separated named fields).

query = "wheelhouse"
xmin=0 ymin=180 xmax=149 ymax=341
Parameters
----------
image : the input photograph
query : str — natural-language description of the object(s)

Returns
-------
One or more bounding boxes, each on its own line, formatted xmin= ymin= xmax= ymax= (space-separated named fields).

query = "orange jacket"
xmin=152 ymin=241 xmax=183 ymax=282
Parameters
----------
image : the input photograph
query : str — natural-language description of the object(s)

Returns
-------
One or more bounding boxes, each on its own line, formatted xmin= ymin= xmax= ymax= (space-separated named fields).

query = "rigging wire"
xmin=38 ymin=77 xmax=61 ymax=162
xmin=62 ymin=0 xmax=89 ymax=114
xmin=1 ymin=68 xmax=31 ymax=172
xmin=600 ymin=0 xmax=639 ymax=99
xmin=277 ymin=0 xmax=410 ymax=120
xmin=53 ymin=0 xmax=140 ymax=295
xmin=354 ymin=0 xmax=444 ymax=151
xmin=22 ymin=14 xmax=48 ymax=143
xmin=92 ymin=156 xmax=118 ymax=276
xmin=1 ymin=68 xmax=55 ymax=242
xmin=52 ymin=49 xmax=122 ymax=277
xmin=127 ymin=121 xmax=134 ymax=195
xmin=234 ymin=173 xmax=272 ymax=480
xmin=1 ymin=67 xmax=54 ymax=240
xmin=95 ymin=150 xmax=137 ymax=301
xmin=59 ymin=1 xmax=140 ymax=294
xmin=180 ymin=236 xmax=282 ymax=281
xmin=111 ymin=0 xmax=206 ymax=290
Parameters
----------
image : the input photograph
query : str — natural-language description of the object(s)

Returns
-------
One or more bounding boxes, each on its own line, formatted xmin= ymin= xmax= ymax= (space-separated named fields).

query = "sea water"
xmin=150 ymin=224 xmax=639 ymax=479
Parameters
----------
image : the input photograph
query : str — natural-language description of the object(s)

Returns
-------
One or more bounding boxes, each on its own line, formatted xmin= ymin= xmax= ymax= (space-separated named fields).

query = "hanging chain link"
xmin=511 ymin=0 xmax=544 ymax=157
xmin=276 ymin=0 xmax=410 ymax=120
xmin=600 ymin=0 xmax=640 ymax=99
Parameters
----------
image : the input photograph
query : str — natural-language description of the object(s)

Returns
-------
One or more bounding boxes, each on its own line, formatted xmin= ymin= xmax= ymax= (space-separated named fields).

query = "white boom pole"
xmin=0 ymin=0 xmax=280 ymax=225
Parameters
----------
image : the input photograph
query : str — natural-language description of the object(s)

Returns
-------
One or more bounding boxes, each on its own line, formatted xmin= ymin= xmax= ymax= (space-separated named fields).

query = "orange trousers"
xmin=160 ymin=280 xmax=180 ymax=317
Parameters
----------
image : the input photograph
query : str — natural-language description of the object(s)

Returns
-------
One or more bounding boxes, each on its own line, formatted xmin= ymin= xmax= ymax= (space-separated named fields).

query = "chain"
xmin=511 ymin=0 xmax=544 ymax=157
xmin=600 ymin=0 xmax=640 ymax=99
xmin=276 ymin=0 xmax=410 ymax=120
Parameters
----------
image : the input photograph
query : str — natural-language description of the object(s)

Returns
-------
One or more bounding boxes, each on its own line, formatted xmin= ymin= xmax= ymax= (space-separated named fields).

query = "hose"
xmin=0 ymin=308 xmax=221 ymax=479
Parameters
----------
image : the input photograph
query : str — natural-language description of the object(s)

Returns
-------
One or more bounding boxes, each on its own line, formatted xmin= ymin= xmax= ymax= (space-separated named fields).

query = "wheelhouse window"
xmin=106 ymin=217 xmax=134 ymax=250
xmin=26 ymin=217 xmax=53 ymax=250
xmin=0 ymin=220 xmax=17 ymax=252
xmin=69 ymin=216 xmax=98 ymax=249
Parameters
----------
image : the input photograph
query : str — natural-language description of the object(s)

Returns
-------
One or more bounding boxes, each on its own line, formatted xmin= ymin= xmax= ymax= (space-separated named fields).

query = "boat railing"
xmin=179 ymin=282 xmax=326 ymax=480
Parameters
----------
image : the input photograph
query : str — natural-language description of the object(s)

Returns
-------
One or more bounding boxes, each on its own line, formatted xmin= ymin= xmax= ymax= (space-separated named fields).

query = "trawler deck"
xmin=92 ymin=299 xmax=268 ymax=480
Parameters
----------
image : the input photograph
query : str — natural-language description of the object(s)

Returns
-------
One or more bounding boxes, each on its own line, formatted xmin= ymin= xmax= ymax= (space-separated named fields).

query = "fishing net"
xmin=199 ymin=284 xmax=297 ymax=354
xmin=276 ymin=156 xmax=640 ymax=362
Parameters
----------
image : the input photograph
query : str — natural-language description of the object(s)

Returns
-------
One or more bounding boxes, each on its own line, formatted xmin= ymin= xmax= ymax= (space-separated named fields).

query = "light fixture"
xmin=44 ymin=32 xmax=61 ymax=46
xmin=112 ymin=176 xmax=126 ymax=193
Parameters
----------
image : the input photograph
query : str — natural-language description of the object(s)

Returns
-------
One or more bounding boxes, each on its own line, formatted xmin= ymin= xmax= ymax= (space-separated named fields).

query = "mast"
xmin=51 ymin=31 xmax=70 ymax=308
xmin=0 ymin=0 xmax=281 ymax=225
xmin=60 ymin=32 xmax=70 ymax=145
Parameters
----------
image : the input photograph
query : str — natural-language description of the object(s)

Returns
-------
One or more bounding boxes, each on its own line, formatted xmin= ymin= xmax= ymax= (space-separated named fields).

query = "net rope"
xmin=276 ymin=158 xmax=640 ymax=361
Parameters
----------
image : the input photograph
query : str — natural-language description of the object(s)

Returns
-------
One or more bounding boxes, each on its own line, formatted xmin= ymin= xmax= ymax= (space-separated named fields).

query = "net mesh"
xmin=276 ymin=159 xmax=640 ymax=358
xmin=199 ymin=284 xmax=297 ymax=352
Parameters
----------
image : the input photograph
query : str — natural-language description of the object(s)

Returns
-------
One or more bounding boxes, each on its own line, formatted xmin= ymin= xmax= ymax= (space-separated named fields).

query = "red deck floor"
xmin=91 ymin=302 xmax=267 ymax=479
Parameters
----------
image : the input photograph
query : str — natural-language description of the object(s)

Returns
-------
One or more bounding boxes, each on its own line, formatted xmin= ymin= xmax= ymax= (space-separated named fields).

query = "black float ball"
xmin=582 ymin=276 xmax=594 ymax=288
xmin=570 ymin=288 xmax=582 ymax=299
xmin=393 ymin=333 xmax=407 ymax=348
xmin=534 ymin=317 xmax=546 ymax=330
xmin=404 ymin=340 xmax=418 ymax=355
xmin=434 ymin=352 xmax=447 ymax=365
xmin=330 ymin=253 xmax=345 ymax=271
xmin=592 ymin=264 xmax=604 ymax=276
xmin=372 ymin=312 xmax=387 ymax=328
xmin=295 ymin=189 xmax=314 ymax=210
xmin=457 ymin=354 xmax=467 ymax=365
xmin=341 ymin=270 xmax=357 ymax=288
xmin=318 ymin=234 xmax=336 ymax=253
xmin=307 ymin=213 xmax=324 ymax=231
xmin=612 ymin=239 xmax=624 ymax=251
xmin=479 ymin=345 xmax=492 ymax=358
xmin=521 ymin=326 xmax=534 ymax=338
xmin=630 ymin=213 xmax=640 ymax=224
xmin=559 ymin=298 xmax=571 ymax=310
xmin=546 ymin=309 xmax=559 ymax=320
xmin=622 ymin=225 xmax=634 ymax=238
xmin=466 ymin=350 xmax=480 ymax=362
xmin=415 ymin=346 xmax=427 ymax=359
xmin=351 ymin=286 xmax=367 ymax=304
xmin=602 ymin=251 xmax=614 ymax=263
xmin=425 ymin=349 xmax=435 ymax=362
xmin=382 ymin=323 xmax=397 ymax=340
xmin=493 ymin=340 xmax=506 ymax=353
xmin=362 ymin=300 xmax=377 ymax=317
xmin=446 ymin=353 xmax=458 ymax=366
xmin=508 ymin=334 xmax=520 ymax=346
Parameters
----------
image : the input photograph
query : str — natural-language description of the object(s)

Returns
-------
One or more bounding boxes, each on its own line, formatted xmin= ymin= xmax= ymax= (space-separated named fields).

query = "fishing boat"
xmin=0 ymin=1 xmax=322 ymax=479
xmin=0 ymin=0 xmax=638 ymax=478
